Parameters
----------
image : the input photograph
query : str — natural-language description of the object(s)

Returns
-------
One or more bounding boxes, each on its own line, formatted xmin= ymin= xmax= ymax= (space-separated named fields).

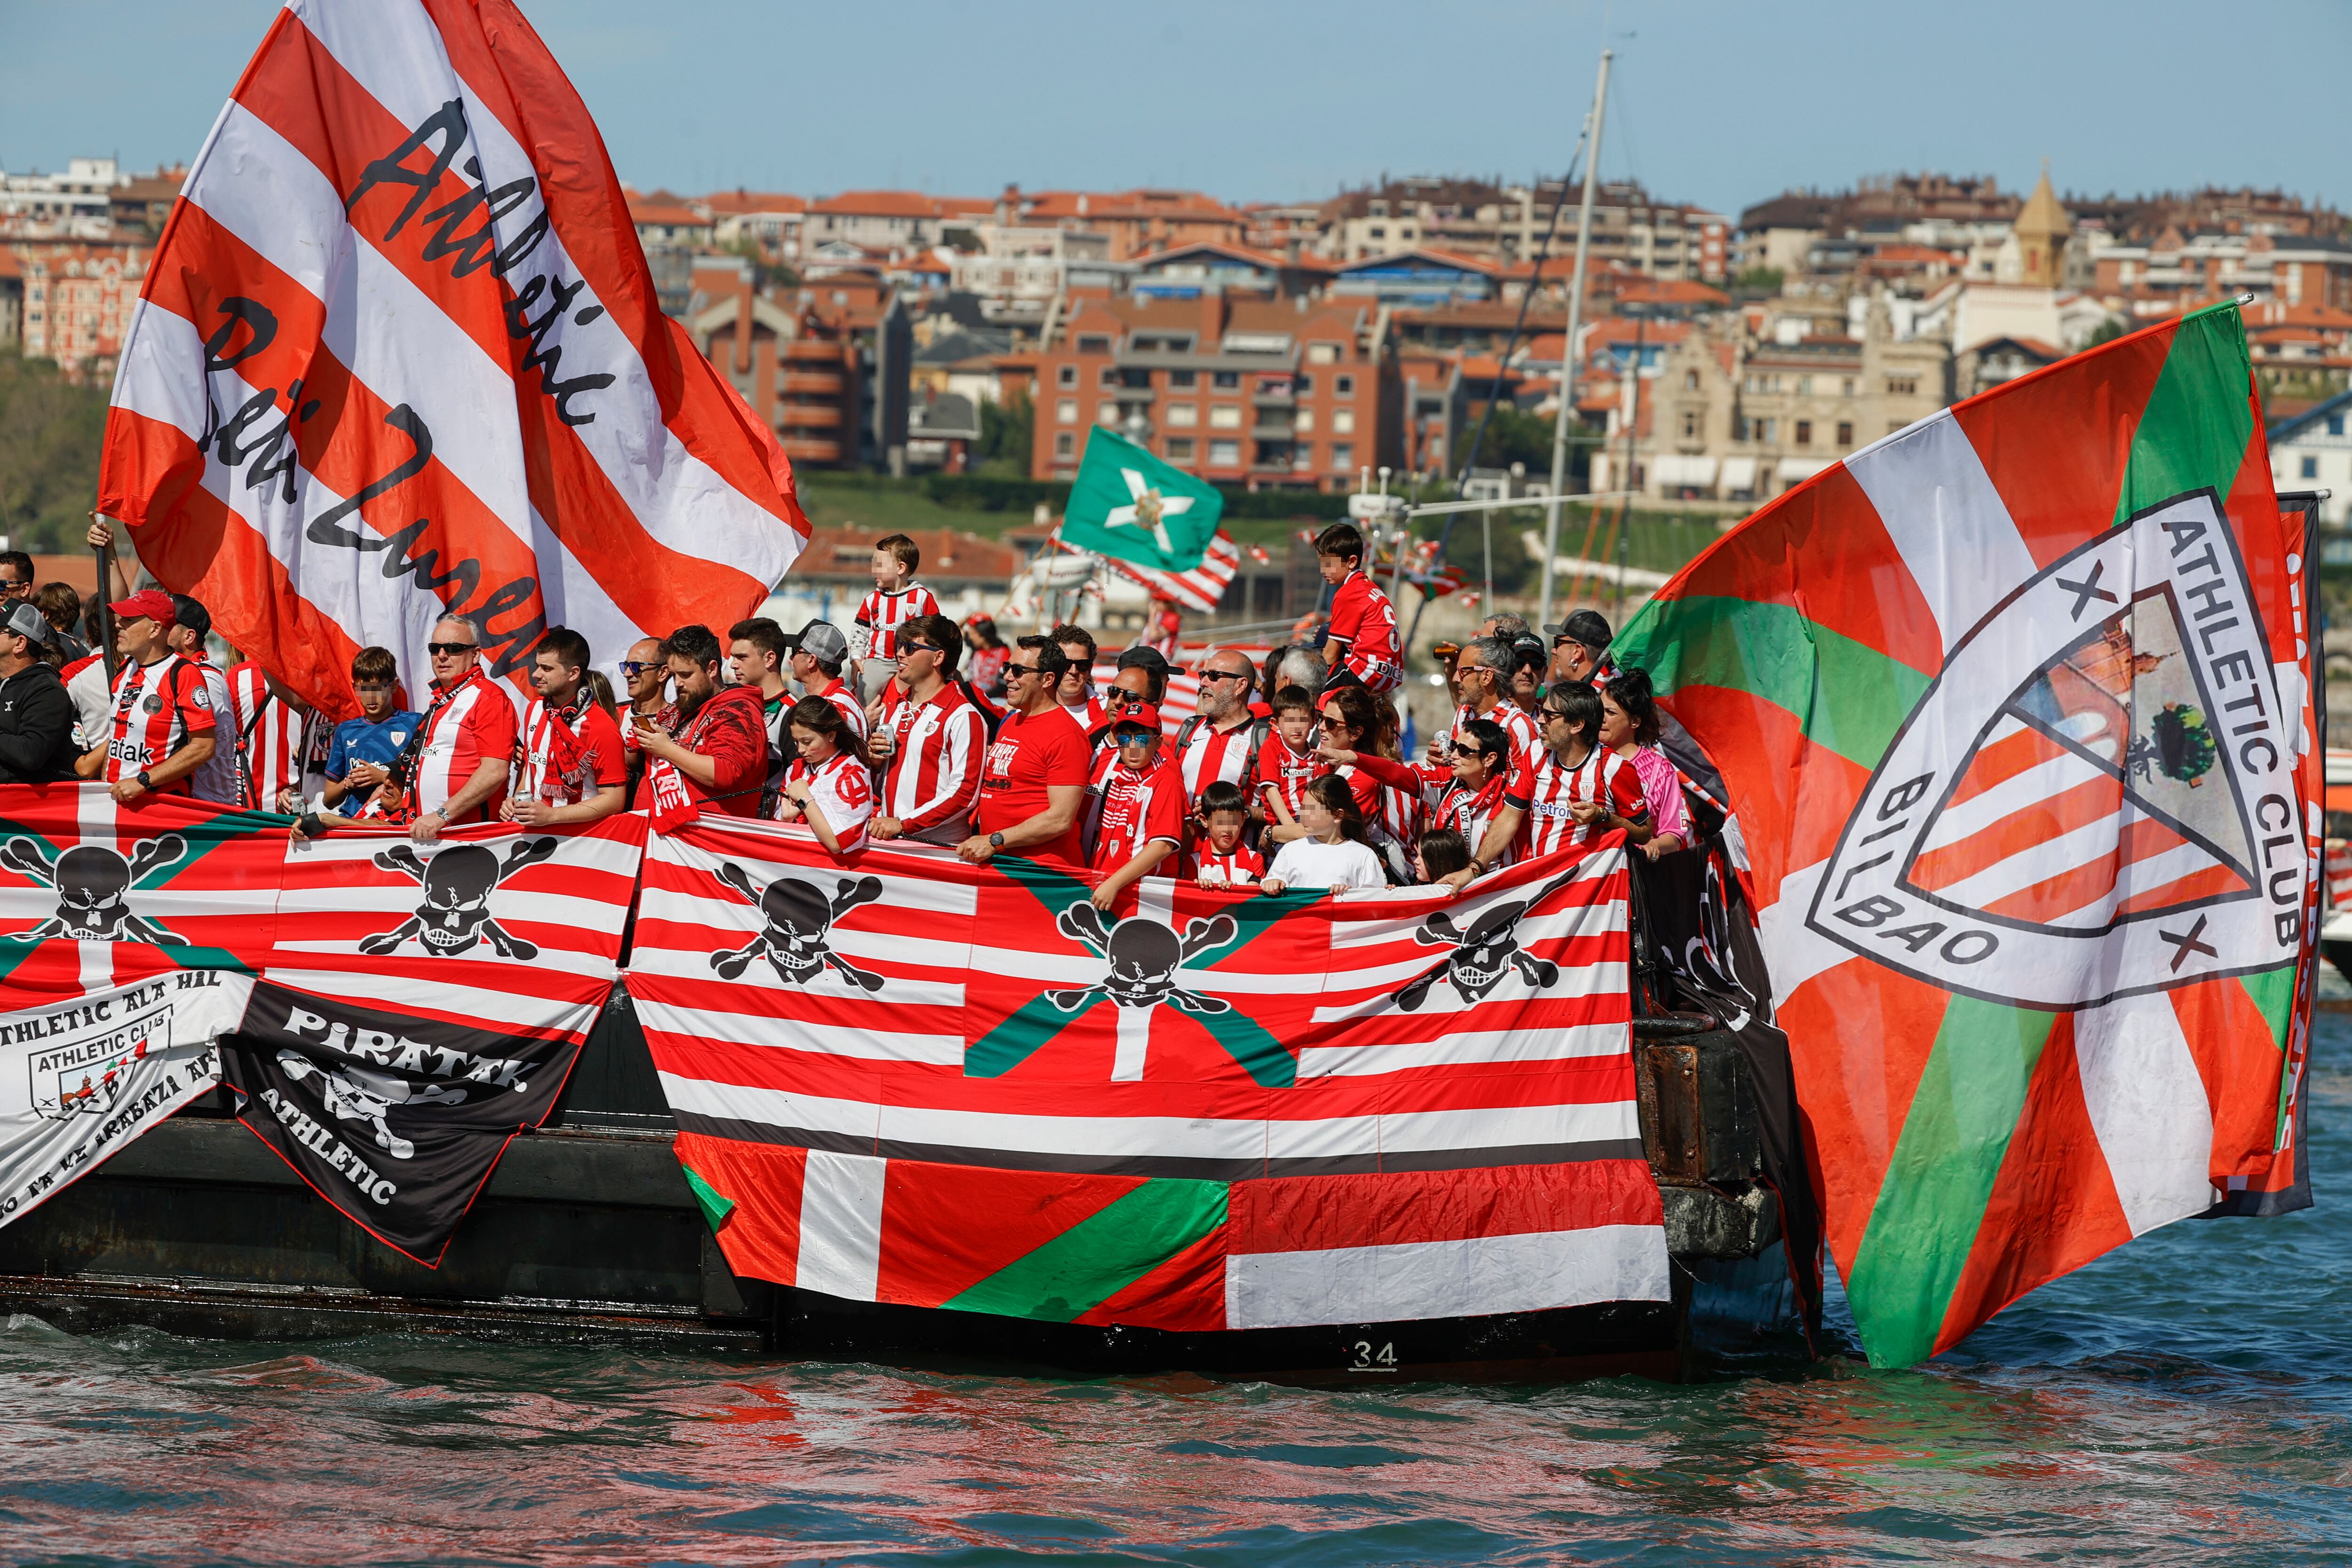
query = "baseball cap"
xmin=108 ymin=588 xmax=176 ymax=626
xmin=1 ymin=601 xmax=54 ymax=648
xmin=170 ymin=593 xmax=211 ymax=641
xmin=1112 ymin=704 xmax=1163 ymax=736
xmin=1543 ymin=608 xmax=1613 ymax=651
xmin=1114 ymin=645 xmax=1171 ymax=682
xmin=785 ymin=620 xmax=850 ymax=667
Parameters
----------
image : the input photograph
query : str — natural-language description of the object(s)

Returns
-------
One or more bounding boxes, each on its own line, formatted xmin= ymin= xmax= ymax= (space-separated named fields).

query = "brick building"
xmin=993 ymin=186 xmax=1249 ymax=261
xmin=1028 ymin=288 xmax=1396 ymax=489
xmin=16 ymin=242 xmax=145 ymax=376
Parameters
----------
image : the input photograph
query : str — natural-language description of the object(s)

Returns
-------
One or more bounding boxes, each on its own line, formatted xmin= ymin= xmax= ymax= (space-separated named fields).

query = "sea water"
xmin=2 ymin=1021 xmax=2347 ymax=1566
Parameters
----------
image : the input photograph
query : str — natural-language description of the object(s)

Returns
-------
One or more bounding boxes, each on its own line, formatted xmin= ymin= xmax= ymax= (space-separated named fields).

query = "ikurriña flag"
xmin=97 ymin=0 xmax=809 ymax=718
xmin=627 ymin=819 xmax=1665 ymax=1331
xmin=1611 ymin=302 xmax=2316 ymax=1369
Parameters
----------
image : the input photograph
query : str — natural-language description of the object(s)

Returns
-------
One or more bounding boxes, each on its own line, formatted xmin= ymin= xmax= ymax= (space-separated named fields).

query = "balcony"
xmin=780 ymin=437 xmax=843 ymax=463
xmin=782 ymin=371 xmax=844 ymax=395
xmin=779 ymin=403 xmax=843 ymax=428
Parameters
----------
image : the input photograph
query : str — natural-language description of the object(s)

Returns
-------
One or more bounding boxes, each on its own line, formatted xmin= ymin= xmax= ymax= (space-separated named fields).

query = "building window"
xmin=1331 ymin=443 xmax=1354 ymax=472
xmin=1836 ymin=421 xmax=1853 ymax=448
xmin=1760 ymin=418 xmax=1778 ymax=443
xmin=1684 ymin=370 xmax=1699 ymax=391
xmin=1335 ymin=373 xmax=1355 ymax=396
xmin=1078 ymin=334 xmax=1111 ymax=355
xmin=1681 ymin=411 xmax=1700 ymax=441
xmin=2304 ymin=455 xmax=2321 ymax=480
xmin=1796 ymin=376 xmax=1812 ymax=397
xmin=1334 ymin=408 xmax=1357 ymax=434
xmin=1098 ymin=403 xmax=1120 ymax=425
xmin=1308 ymin=343 xmax=1339 ymax=366
xmin=1295 ymin=374 xmax=1313 ymax=395
xmin=1295 ymin=408 xmax=1315 ymax=433
xmin=1886 ymin=377 xmax=1916 ymax=397
xmin=1057 ymin=398 xmax=1078 ymax=424
xmin=1099 ymin=365 xmax=1118 ymax=388
xmin=1209 ymin=439 xmax=1240 ymax=467
xmin=1213 ymin=370 xmax=1240 ymax=390
xmin=1209 ymin=405 xmax=1242 ymax=430
xmin=1795 ymin=420 xmax=1812 ymax=447
xmin=1166 ymin=437 xmax=1195 ymax=460
xmin=1168 ymin=403 xmax=1199 ymax=428
xmin=1054 ymin=431 xmax=1074 ymax=458
xmin=1055 ymin=363 xmax=1077 ymax=388
xmin=1170 ymin=368 xmax=1197 ymax=389
xmin=2329 ymin=415 xmax=2346 ymax=437
xmin=1842 ymin=377 xmax=1856 ymax=397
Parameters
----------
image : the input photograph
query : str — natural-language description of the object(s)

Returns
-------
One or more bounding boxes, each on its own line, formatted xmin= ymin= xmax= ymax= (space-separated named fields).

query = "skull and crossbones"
xmin=275 ymin=1049 xmax=468 ymax=1160
xmin=1396 ymin=892 xmax=1561 ymax=1011
xmin=1 ymin=835 xmax=189 ymax=946
xmin=710 ymin=864 xmax=886 ymax=990
xmin=1044 ymin=902 xmax=1235 ymax=1016
xmin=358 ymin=839 xmax=556 ymax=959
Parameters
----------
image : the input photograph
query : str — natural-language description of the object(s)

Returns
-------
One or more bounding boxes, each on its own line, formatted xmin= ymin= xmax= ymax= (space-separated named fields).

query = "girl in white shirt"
xmin=1262 ymin=773 xmax=1386 ymax=895
xmin=776 ymin=696 xmax=874 ymax=859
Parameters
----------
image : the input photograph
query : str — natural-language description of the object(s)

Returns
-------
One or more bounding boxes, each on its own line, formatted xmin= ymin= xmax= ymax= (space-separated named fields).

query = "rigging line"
xmin=1403 ymin=137 xmax=1586 ymax=653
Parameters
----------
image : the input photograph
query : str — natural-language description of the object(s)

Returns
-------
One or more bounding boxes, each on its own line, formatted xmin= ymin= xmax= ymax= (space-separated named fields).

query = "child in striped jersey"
xmin=1183 ymin=780 xmax=1266 ymax=889
xmin=1255 ymin=684 xmax=1325 ymax=837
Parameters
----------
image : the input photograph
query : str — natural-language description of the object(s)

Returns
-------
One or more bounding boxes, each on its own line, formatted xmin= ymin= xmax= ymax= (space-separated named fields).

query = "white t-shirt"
xmin=1265 ymin=835 xmax=1387 ymax=892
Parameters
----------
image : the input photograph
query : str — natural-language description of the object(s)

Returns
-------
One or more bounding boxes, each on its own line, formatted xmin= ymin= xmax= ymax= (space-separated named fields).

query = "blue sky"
xmin=2 ymin=0 xmax=2344 ymax=217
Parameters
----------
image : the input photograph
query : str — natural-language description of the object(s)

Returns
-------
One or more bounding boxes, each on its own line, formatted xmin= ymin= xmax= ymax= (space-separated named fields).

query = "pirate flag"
xmin=221 ymin=813 xmax=645 ymax=1264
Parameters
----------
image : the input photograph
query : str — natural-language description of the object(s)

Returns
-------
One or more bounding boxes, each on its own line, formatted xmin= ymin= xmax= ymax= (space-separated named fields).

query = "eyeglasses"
xmin=0 ymin=581 xmax=31 ymax=596
xmin=1115 ymin=728 xmax=1157 ymax=744
xmin=1541 ymin=707 xmax=1571 ymax=722
xmin=426 ymin=641 xmax=478 ymax=656
xmin=1106 ymin=689 xmax=1145 ymax=707
xmin=1199 ymin=669 xmax=1248 ymax=683
xmin=619 ymin=661 xmax=660 ymax=677
xmin=1003 ymin=662 xmax=1041 ymax=678
xmin=900 ymin=641 xmax=944 ymax=656
xmin=1318 ymin=716 xmax=1351 ymax=731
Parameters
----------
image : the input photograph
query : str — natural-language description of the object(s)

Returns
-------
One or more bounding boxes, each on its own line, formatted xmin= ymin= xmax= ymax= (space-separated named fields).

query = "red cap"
xmin=108 ymin=589 xmax=176 ymax=626
xmin=1111 ymin=704 xmax=1164 ymax=737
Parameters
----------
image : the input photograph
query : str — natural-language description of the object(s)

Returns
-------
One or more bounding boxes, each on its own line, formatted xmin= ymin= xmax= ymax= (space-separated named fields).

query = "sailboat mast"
xmin=1539 ymin=48 xmax=1612 ymax=632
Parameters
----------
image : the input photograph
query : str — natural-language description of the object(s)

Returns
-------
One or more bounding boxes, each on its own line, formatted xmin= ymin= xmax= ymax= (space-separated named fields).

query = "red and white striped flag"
xmin=97 ymin=0 xmax=809 ymax=716
xmin=628 ymin=821 xmax=1664 ymax=1330
xmin=1105 ymin=530 xmax=1240 ymax=615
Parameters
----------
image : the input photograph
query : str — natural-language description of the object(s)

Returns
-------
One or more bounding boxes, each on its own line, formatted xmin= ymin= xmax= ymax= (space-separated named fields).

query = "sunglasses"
xmin=1003 ymin=662 xmax=1041 ymax=677
xmin=1318 ymin=716 xmax=1351 ymax=731
xmin=1107 ymin=689 xmax=1145 ymax=706
xmin=900 ymin=641 xmax=944 ymax=656
xmin=426 ymin=641 xmax=478 ymax=656
xmin=1541 ymin=706 xmax=1572 ymax=722
xmin=1115 ymin=727 xmax=1158 ymax=743
xmin=1199 ymin=669 xmax=1248 ymax=683
xmin=0 ymin=581 xmax=31 ymax=595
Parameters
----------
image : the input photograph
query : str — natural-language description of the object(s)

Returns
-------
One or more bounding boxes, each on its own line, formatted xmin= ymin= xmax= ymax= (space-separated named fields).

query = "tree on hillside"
xmin=1454 ymin=402 xmax=1578 ymax=475
xmin=0 ymin=357 xmax=108 ymax=554
xmin=976 ymin=390 xmax=1034 ymax=474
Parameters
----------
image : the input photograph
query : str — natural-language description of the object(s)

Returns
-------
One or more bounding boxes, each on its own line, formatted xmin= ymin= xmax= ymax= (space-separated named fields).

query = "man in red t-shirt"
xmin=77 ymin=588 xmax=217 ymax=803
xmin=960 ymin=634 xmax=1088 ymax=870
xmin=507 ymin=627 xmax=626 ymax=828
xmin=636 ymin=623 xmax=767 ymax=820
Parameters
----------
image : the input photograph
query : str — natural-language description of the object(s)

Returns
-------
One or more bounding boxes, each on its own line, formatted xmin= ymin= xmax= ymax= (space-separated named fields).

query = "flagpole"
xmin=1539 ymin=48 xmax=1611 ymax=636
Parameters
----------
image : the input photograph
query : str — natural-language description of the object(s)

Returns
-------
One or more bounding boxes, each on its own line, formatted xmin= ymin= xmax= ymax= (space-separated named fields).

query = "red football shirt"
xmin=1325 ymin=570 xmax=1402 ymax=692
xmin=520 ymin=697 xmax=628 ymax=805
xmin=104 ymin=652 xmax=217 ymax=791
xmin=1089 ymin=755 xmax=1186 ymax=874
xmin=975 ymin=704 xmax=1090 ymax=868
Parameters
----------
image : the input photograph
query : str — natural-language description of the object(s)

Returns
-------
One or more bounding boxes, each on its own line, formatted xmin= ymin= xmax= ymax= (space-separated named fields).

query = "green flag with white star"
xmin=1062 ymin=428 xmax=1224 ymax=572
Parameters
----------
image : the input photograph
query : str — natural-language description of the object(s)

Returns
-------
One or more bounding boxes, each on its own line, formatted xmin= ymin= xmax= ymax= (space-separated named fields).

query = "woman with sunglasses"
xmin=1303 ymin=685 xmax=1420 ymax=883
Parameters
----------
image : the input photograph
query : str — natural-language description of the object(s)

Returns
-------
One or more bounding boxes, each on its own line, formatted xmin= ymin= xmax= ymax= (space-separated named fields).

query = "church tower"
xmin=2015 ymin=161 xmax=2073 ymax=289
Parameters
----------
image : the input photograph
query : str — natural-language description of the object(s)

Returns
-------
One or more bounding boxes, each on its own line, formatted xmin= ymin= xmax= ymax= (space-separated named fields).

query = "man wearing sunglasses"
xmin=959 ymin=635 xmax=1087 ymax=870
xmin=0 ymin=552 xmax=35 ymax=606
xmin=1543 ymin=608 xmax=1611 ymax=690
xmin=405 ymin=613 xmax=519 ymax=843
xmin=868 ymin=613 xmax=985 ymax=847
xmin=617 ymin=635 xmax=673 ymax=806
xmin=1171 ymin=648 xmax=1264 ymax=808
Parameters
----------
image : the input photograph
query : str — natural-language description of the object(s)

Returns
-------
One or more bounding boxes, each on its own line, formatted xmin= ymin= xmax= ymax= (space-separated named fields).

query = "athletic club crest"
xmin=1809 ymin=489 xmax=2309 ymax=1009
xmin=0 ymin=835 xmax=190 ymax=946
xmin=358 ymin=840 xmax=555 ymax=959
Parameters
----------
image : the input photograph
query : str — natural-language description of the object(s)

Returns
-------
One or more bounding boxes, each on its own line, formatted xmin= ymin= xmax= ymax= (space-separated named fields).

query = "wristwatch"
xmin=988 ymin=832 xmax=1005 ymax=849
xmin=135 ymin=770 xmax=152 ymax=791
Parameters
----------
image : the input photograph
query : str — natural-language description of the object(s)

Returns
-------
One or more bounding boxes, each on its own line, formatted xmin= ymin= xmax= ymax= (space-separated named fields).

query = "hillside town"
xmin=6 ymin=157 xmax=2350 ymax=529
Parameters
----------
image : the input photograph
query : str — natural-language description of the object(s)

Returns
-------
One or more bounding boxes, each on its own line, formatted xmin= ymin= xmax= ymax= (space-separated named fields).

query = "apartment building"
xmin=699 ymin=190 xmax=807 ymax=261
xmin=805 ymin=191 xmax=992 ymax=250
xmin=17 ymin=243 xmax=145 ymax=375
xmin=1028 ymin=289 xmax=1395 ymax=490
xmin=993 ymin=186 xmax=1248 ymax=261
xmin=1320 ymin=177 xmax=1730 ymax=282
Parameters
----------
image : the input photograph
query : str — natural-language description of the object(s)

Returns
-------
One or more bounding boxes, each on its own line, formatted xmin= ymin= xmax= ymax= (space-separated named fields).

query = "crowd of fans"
xmin=0 ymin=525 xmax=1691 ymax=900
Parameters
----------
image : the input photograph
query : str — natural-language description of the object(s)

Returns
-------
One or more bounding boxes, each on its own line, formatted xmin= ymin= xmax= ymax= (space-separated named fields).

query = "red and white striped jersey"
xmin=412 ymin=667 xmax=520 ymax=822
xmin=876 ymin=682 xmax=985 ymax=832
xmin=1341 ymin=763 xmax=1420 ymax=855
xmin=520 ymin=695 xmax=627 ymax=805
xmin=1183 ymin=838 xmax=1266 ymax=886
xmin=1508 ymin=744 xmax=1650 ymax=859
xmin=1427 ymin=700 xmax=1540 ymax=790
xmin=1432 ymin=774 xmax=1514 ymax=868
xmin=63 ymin=653 xmax=111 ymax=752
xmin=183 ymin=655 xmax=240 ymax=805
xmin=1176 ymin=715 xmax=1260 ymax=801
xmin=853 ymin=583 xmax=941 ymax=661
xmin=104 ymin=652 xmax=217 ymax=791
xmin=1255 ymin=732 xmax=1325 ymax=820
xmin=1089 ymin=755 xmax=1187 ymax=874
xmin=781 ymin=748 xmax=874 ymax=856
xmin=228 ymin=661 xmax=329 ymax=810
xmin=807 ymin=676 xmax=868 ymax=743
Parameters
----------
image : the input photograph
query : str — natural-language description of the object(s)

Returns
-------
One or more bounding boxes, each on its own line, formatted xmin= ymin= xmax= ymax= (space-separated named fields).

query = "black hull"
xmin=0 ymin=1003 xmax=1803 ymax=1382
